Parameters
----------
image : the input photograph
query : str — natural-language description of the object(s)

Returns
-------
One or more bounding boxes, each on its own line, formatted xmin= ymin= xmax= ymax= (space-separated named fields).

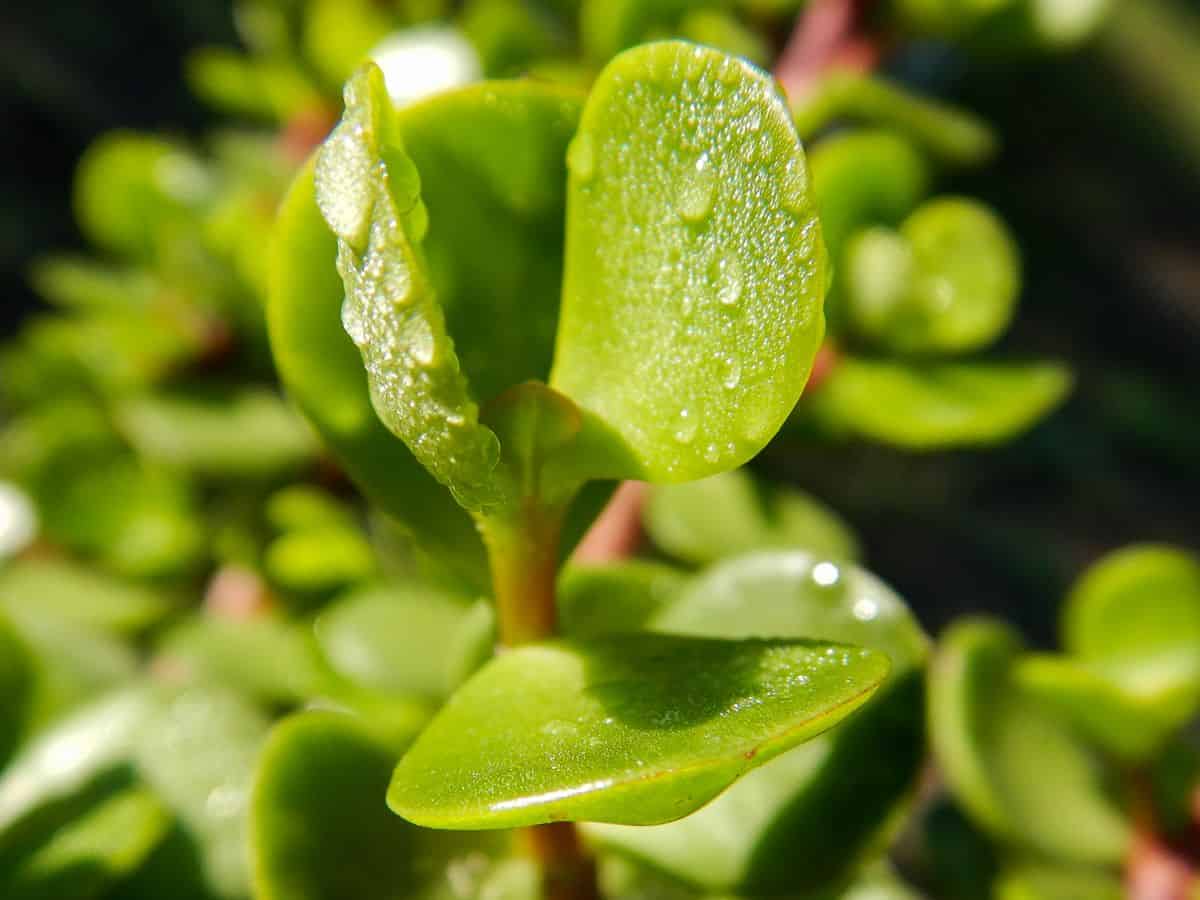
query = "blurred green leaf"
xmin=264 ymin=526 xmax=377 ymax=595
xmin=154 ymin=615 xmax=332 ymax=706
xmin=643 ymin=468 xmax=860 ymax=566
xmin=117 ymin=387 xmax=318 ymax=480
xmin=0 ymin=612 xmax=35 ymax=765
xmin=251 ymin=711 xmax=507 ymax=900
xmin=796 ymin=357 xmax=1071 ymax=449
xmin=792 ymin=74 xmax=997 ymax=168
xmin=74 ymin=133 xmax=212 ymax=259
xmin=186 ymin=48 xmax=323 ymax=122
xmin=314 ymin=582 xmax=492 ymax=700
xmin=28 ymin=257 xmax=158 ymax=312
xmin=133 ymin=687 xmax=270 ymax=899
xmin=388 ymin=633 xmax=887 ymax=829
xmin=0 ymin=560 xmax=173 ymax=636
xmin=843 ymin=198 xmax=1020 ymax=355
xmin=993 ymin=861 xmax=1123 ymax=900
xmin=1 ymin=787 xmax=169 ymax=900
xmin=928 ymin=619 xmax=1131 ymax=864
xmin=809 ymin=129 xmax=931 ymax=268
xmin=558 ymin=560 xmax=689 ymax=638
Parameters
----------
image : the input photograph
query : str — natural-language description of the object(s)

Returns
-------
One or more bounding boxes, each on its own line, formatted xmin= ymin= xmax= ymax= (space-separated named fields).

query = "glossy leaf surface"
xmin=252 ymin=711 xmax=505 ymax=900
xmin=552 ymin=41 xmax=827 ymax=482
xmin=589 ymin=551 xmax=927 ymax=893
xmin=797 ymin=357 xmax=1071 ymax=449
xmin=389 ymin=633 xmax=887 ymax=829
xmin=643 ymin=469 xmax=860 ymax=566
xmin=928 ymin=619 xmax=1130 ymax=864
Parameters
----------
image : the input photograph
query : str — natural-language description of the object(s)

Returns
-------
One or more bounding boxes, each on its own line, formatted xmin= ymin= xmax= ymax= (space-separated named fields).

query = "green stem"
xmin=480 ymin=501 xmax=599 ymax=900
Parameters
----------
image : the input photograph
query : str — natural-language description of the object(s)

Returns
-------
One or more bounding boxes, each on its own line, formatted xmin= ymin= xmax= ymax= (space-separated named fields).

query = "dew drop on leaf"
xmin=676 ymin=153 xmax=717 ymax=223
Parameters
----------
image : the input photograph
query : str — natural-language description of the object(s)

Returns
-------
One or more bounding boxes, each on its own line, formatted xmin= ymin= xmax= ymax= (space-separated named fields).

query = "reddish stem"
xmin=774 ymin=0 xmax=881 ymax=99
xmin=571 ymin=481 xmax=648 ymax=564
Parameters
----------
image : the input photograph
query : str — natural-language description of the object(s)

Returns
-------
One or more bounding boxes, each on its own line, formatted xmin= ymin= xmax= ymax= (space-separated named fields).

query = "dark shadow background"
xmin=3 ymin=0 xmax=1198 ymax=645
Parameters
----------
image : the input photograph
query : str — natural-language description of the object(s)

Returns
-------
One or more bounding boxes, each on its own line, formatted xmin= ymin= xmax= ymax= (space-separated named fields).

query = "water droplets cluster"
xmin=319 ymin=75 xmax=502 ymax=512
xmin=566 ymin=44 xmax=826 ymax=474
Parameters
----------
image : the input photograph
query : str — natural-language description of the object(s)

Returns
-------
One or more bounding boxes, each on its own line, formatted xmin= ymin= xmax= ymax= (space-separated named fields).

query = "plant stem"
xmin=481 ymin=502 xmax=600 ymax=899
xmin=484 ymin=502 xmax=564 ymax=646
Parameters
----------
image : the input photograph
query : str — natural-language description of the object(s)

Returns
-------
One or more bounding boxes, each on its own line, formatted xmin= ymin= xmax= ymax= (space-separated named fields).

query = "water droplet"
xmin=853 ymin=598 xmax=879 ymax=621
xmin=780 ymin=158 xmax=809 ymax=216
xmin=407 ymin=320 xmax=436 ymax=367
xmin=567 ymin=133 xmax=595 ymax=181
xmin=713 ymin=255 xmax=743 ymax=306
xmin=811 ymin=561 xmax=840 ymax=588
xmin=703 ymin=443 xmax=720 ymax=464
xmin=674 ymin=408 xmax=697 ymax=444
xmin=723 ymin=357 xmax=741 ymax=389
xmin=341 ymin=299 xmax=368 ymax=347
xmin=676 ymin=153 xmax=716 ymax=223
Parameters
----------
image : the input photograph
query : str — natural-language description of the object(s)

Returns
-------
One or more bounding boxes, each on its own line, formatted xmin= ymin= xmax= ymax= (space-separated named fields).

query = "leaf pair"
xmin=271 ymin=40 xmax=828 ymax=564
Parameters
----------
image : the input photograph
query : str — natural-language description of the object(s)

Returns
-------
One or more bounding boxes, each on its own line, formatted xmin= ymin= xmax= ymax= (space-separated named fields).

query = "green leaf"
xmin=154 ymin=615 xmax=333 ymax=705
xmin=0 ymin=612 xmax=35 ymax=765
xmin=643 ymin=469 xmax=860 ymax=566
xmin=928 ymin=619 xmax=1131 ymax=864
xmin=792 ymin=74 xmax=997 ymax=168
xmin=185 ymin=48 xmax=321 ymax=122
xmin=551 ymin=41 xmax=827 ymax=482
xmin=133 ymin=687 xmax=270 ymax=899
xmin=315 ymin=64 xmax=495 ymax=507
xmin=314 ymin=582 xmax=493 ymax=699
xmin=796 ymin=357 xmax=1072 ymax=449
xmin=269 ymin=160 xmax=489 ymax=592
xmin=271 ymin=74 xmax=583 ymax=572
xmin=1 ymin=788 xmax=169 ymax=900
xmin=0 ymin=560 xmax=173 ymax=635
xmin=33 ymin=453 xmax=206 ymax=579
xmin=117 ymin=387 xmax=319 ymax=479
xmin=994 ymin=862 xmax=1123 ymax=900
xmin=73 ymin=132 xmax=211 ymax=259
xmin=0 ymin=689 xmax=159 ymax=839
xmin=388 ymin=633 xmax=888 ymax=829
xmin=251 ymin=711 xmax=507 ymax=900
xmin=28 ymin=256 xmax=159 ymax=312
xmin=809 ymin=129 xmax=931 ymax=267
xmin=579 ymin=0 xmax=705 ymax=61
xmin=5 ymin=612 xmax=138 ymax=733
xmin=1016 ymin=544 xmax=1200 ymax=760
xmin=1014 ymin=651 xmax=1200 ymax=761
xmin=1064 ymin=544 xmax=1200 ymax=662
xmin=587 ymin=551 xmax=927 ymax=894
xmin=843 ymin=198 xmax=1020 ymax=355
xmin=558 ymin=560 xmax=689 ymax=638
xmin=264 ymin=526 xmax=377 ymax=595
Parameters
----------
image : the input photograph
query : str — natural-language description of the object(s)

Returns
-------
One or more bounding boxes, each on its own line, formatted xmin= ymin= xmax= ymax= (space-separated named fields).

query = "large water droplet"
xmin=676 ymin=153 xmax=716 ymax=224
xmin=567 ymin=133 xmax=595 ymax=182
xmin=407 ymin=319 xmax=436 ymax=367
xmin=674 ymin=408 xmax=698 ymax=445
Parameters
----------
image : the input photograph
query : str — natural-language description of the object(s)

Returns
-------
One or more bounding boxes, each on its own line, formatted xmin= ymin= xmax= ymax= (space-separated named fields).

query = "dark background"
xmin=3 ymin=0 xmax=1198 ymax=644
